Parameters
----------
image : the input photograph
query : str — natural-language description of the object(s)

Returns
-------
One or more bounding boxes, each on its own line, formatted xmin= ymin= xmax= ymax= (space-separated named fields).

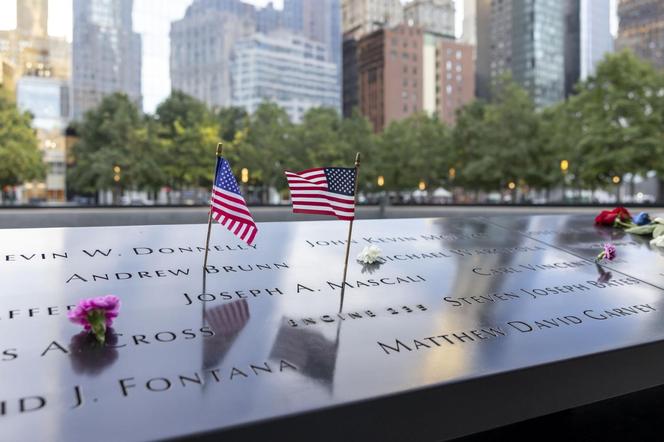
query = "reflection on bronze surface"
xmin=68 ymin=328 xmax=119 ymax=375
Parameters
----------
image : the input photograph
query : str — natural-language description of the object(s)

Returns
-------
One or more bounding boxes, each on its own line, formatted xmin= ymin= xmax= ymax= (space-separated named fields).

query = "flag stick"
xmin=339 ymin=152 xmax=361 ymax=313
xmin=203 ymin=143 xmax=223 ymax=271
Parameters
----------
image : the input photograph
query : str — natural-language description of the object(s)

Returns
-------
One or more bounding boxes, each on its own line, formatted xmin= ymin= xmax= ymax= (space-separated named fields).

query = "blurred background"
xmin=0 ymin=0 xmax=662 ymax=208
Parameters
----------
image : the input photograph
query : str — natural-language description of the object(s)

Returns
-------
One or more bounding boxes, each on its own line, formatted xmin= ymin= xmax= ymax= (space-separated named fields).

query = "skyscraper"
xmin=474 ymin=0 xmax=491 ymax=99
xmin=283 ymin=0 xmax=342 ymax=92
xmin=476 ymin=0 xmax=565 ymax=107
xmin=460 ymin=0 xmax=477 ymax=46
xmin=342 ymin=0 xmax=403 ymax=40
xmin=357 ymin=25 xmax=423 ymax=131
xmin=231 ymin=31 xmax=340 ymax=122
xmin=17 ymin=76 xmax=70 ymax=202
xmin=16 ymin=0 xmax=48 ymax=38
xmin=617 ymin=0 xmax=664 ymax=71
xmin=0 ymin=0 xmax=70 ymax=82
xmin=424 ymin=33 xmax=474 ymax=125
xmin=170 ymin=0 xmax=256 ymax=108
xmin=564 ymin=0 xmax=613 ymax=95
xmin=171 ymin=0 xmax=341 ymax=112
xmin=404 ymin=0 xmax=456 ymax=37
xmin=73 ymin=0 xmax=142 ymax=117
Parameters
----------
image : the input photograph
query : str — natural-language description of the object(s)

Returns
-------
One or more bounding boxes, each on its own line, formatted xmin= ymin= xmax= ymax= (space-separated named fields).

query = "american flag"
xmin=210 ymin=157 xmax=258 ymax=245
xmin=285 ymin=167 xmax=357 ymax=221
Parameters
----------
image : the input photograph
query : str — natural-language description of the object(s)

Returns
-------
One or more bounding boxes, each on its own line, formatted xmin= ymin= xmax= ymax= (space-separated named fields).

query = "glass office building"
xmin=231 ymin=31 xmax=340 ymax=122
xmin=480 ymin=0 xmax=565 ymax=107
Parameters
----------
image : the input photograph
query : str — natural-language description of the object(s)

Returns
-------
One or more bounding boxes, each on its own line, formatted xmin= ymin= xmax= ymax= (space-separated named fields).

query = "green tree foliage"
xmin=452 ymin=76 xmax=540 ymax=194
xmin=217 ymin=106 xmax=248 ymax=142
xmin=568 ymin=50 xmax=664 ymax=188
xmin=67 ymin=93 xmax=143 ymax=196
xmin=155 ymin=91 xmax=219 ymax=191
xmin=64 ymin=54 xmax=664 ymax=203
xmin=0 ymin=87 xmax=44 ymax=188
xmin=234 ymin=101 xmax=293 ymax=202
xmin=377 ymin=113 xmax=450 ymax=191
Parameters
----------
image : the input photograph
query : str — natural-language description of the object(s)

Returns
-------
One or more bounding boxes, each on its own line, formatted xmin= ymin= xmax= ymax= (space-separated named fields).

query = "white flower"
xmin=356 ymin=245 xmax=382 ymax=264
xmin=650 ymin=235 xmax=664 ymax=248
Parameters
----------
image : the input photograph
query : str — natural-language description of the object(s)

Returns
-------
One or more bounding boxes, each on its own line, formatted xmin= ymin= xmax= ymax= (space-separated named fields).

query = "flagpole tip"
xmin=355 ymin=152 xmax=361 ymax=167
xmin=216 ymin=143 xmax=223 ymax=157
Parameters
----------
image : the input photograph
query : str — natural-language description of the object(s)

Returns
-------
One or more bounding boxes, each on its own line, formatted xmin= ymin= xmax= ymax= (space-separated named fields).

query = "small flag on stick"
xmin=210 ymin=157 xmax=258 ymax=246
xmin=203 ymin=144 xmax=257 ymax=270
xmin=284 ymin=167 xmax=357 ymax=220
xmin=284 ymin=154 xmax=361 ymax=311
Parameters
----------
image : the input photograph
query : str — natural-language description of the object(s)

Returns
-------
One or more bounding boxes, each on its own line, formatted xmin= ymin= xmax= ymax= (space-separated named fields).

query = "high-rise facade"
xmin=17 ymin=76 xmax=70 ymax=201
xmin=73 ymin=0 xmax=142 ymax=117
xmin=404 ymin=0 xmax=455 ymax=37
xmin=476 ymin=0 xmax=565 ymax=107
xmin=289 ymin=0 xmax=342 ymax=84
xmin=170 ymin=1 xmax=254 ymax=109
xmin=357 ymin=25 xmax=423 ymax=131
xmin=617 ymin=0 xmax=664 ymax=71
xmin=16 ymin=0 xmax=49 ymax=38
xmin=231 ymin=31 xmax=340 ymax=122
xmin=171 ymin=0 xmax=341 ymax=113
xmin=0 ymin=0 xmax=71 ymax=202
xmin=0 ymin=0 xmax=70 ymax=83
xmin=342 ymin=0 xmax=403 ymax=40
xmin=475 ymin=0 xmax=491 ymax=99
xmin=460 ymin=0 xmax=477 ymax=46
xmin=423 ymin=34 xmax=474 ymax=124
xmin=564 ymin=0 xmax=613 ymax=95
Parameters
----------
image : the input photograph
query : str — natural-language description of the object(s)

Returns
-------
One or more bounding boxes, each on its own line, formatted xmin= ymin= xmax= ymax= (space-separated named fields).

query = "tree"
xmin=452 ymin=100 xmax=491 ymax=193
xmin=217 ymin=106 xmax=249 ymax=142
xmin=0 ymin=86 xmax=44 ymax=199
xmin=376 ymin=113 xmax=450 ymax=193
xmin=236 ymin=101 xmax=293 ymax=203
xmin=155 ymin=90 xmax=212 ymax=136
xmin=453 ymin=76 xmax=540 ymax=200
xmin=339 ymin=109 xmax=376 ymax=191
xmin=67 ymin=93 xmax=144 ymax=201
xmin=155 ymin=92 xmax=220 ymax=194
xmin=569 ymin=50 xmax=664 ymax=194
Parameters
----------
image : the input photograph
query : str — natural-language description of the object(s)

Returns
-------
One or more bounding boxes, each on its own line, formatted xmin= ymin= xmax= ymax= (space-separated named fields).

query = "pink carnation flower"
xmin=603 ymin=243 xmax=617 ymax=261
xmin=595 ymin=243 xmax=617 ymax=263
xmin=68 ymin=295 xmax=120 ymax=344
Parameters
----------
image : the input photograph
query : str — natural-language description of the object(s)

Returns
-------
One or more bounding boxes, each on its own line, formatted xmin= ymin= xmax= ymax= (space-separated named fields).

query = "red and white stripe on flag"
xmin=211 ymin=186 xmax=258 ymax=245
xmin=285 ymin=168 xmax=356 ymax=221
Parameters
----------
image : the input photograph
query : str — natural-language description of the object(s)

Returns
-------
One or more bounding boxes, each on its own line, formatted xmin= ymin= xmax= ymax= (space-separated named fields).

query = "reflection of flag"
xmin=285 ymin=167 xmax=356 ymax=220
xmin=211 ymin=157 xmax=258 ymax=245
xmin=206 ymin=299 xmax=250 ymax=336
xmin=269 ymin=319 xmax=340 ymax=389
xmin=202 ymin=300 xmax=250 ymax=370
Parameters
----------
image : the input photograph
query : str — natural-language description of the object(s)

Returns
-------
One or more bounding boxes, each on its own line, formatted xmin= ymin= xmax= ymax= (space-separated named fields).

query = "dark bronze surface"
xmin=2 ymin=216 xmax=664 ymax=441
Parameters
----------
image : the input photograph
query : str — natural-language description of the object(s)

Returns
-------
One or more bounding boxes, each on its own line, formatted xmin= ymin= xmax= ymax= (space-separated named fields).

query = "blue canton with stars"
xmin=324 ymin=167 xmax=356 ymax=196
xmin=215 ymin=158 xmax=241 ymax=195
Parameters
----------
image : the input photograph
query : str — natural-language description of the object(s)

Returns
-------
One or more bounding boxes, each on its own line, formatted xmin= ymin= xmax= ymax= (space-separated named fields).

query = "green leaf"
xmin=625 ymin=224 xmax=657 ymax=235
xmin=86 ymin=309 xmax=107 ymax=344
xmin=653 ymin=224 xmax=664 ymax=238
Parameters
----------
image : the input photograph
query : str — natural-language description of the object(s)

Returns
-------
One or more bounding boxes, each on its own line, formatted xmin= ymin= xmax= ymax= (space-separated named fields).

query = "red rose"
xmin=594 ymin=206 xmax=632 ymax=226
xmin=611 ymin=206 xmax=632 ymax=222
xmin=595 ymin=210 xmax=618 ymax=225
